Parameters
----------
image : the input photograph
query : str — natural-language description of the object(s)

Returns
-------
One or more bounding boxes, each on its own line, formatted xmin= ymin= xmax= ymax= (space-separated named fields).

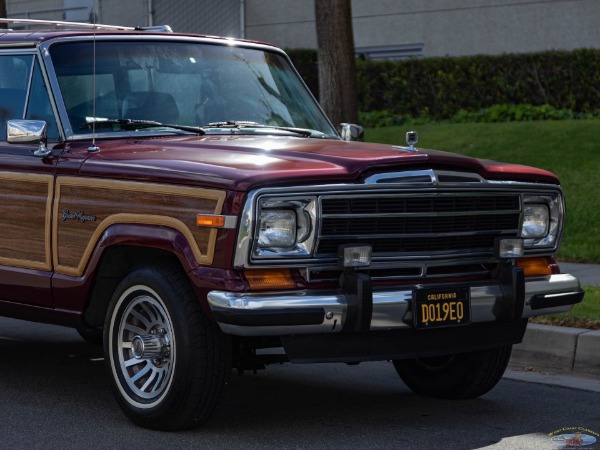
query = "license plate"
xmin=414 ymin=286 xmax=471 ymax=329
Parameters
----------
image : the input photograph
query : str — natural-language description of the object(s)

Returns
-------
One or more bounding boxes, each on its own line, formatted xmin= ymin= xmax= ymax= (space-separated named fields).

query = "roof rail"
xmin=0 ymin=18 xmax=173 ymax=32
xmin=135 ymin=25 xmax=173 ymax=33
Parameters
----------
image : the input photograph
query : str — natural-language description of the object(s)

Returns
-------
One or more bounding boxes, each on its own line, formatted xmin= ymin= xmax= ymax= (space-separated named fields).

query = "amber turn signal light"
xmin=196 ymin=214 xmax=226 ymax=227
xmin=244 ymin=269 xmax=295 ymax=290
xmin=516 ymin=257 xmax=552 ymax=276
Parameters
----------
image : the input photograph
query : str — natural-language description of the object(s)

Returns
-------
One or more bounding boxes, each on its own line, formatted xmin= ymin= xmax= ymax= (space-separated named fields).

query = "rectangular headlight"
xmin=258 ymin=210 xmax=296 ymax=248
xmin=252 ymin=196 xmax=317 ymax=259
xmin=522 ymin=204 xmax=549 ymax=238
xmin=521 ymin=193 xmax=563 ymax=250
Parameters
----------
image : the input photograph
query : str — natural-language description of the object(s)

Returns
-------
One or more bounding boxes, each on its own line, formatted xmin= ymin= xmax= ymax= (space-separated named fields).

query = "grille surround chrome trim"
xmin=233 ymin=171 xmax=564 ymax=270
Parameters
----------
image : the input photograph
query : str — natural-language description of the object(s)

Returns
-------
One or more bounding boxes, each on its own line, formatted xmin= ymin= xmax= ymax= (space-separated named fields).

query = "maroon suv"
xmin=0 ymin=19 xmax=584 ymax=430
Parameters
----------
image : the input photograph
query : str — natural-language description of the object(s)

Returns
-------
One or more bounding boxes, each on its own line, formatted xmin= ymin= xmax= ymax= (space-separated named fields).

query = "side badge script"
xmin=62 ymin=209 xmax=97 ymax=223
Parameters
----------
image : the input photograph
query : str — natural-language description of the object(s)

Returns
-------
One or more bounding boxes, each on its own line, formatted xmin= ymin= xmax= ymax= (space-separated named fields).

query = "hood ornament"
xmin=392 ymin=130 xmax=419 ymax=153
xmin=406 ymin=131 xmax=418 ymax=152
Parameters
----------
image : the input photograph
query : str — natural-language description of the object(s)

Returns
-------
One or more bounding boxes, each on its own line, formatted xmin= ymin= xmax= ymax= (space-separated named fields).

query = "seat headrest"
xmin=122 ymin=91 xmax=179 ymax=124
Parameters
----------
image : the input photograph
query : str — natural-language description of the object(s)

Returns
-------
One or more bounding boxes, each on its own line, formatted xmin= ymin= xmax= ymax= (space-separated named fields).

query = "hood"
xmin=73 ymin=135 xmax=559 ymax=191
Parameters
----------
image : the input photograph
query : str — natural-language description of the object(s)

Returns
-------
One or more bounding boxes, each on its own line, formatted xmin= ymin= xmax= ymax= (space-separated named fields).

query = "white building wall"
xmin=97 ymin=0 xmax=150 ymax=28
xmin=246 ymin=0 xmax=600 ymax=56
xmin=7 ymin=0 xmax=66 ymax=20
xmin=6 ymin=0 xmax=600 ymax=57
xmin=245 ymin=0 xmax=317 ymax=48
xmin=5 ymin=0 xmax=241 ymax=35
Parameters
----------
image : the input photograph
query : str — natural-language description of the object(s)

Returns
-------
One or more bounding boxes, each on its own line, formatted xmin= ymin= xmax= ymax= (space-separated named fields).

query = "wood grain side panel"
xmin=0 ymin=172 xmax=53 ymax=271
xmin=53 ymin=177 xmax=226 ymax=277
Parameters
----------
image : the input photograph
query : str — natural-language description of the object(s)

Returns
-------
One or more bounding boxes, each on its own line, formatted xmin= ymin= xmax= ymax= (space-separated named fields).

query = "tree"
xmin=0 ymin=0 xmax=7 ymax=29
xmin=314 ymin=0 xmax=358 ymax=128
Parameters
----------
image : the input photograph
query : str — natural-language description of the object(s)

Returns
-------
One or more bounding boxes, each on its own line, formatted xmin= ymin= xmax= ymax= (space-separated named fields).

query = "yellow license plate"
xmin=414 ymin=286 xmax=471 ymax=329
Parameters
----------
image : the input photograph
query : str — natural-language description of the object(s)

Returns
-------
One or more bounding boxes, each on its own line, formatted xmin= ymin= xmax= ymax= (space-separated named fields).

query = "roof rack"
xmin=0 ymin=18 xmax=173 ymax=32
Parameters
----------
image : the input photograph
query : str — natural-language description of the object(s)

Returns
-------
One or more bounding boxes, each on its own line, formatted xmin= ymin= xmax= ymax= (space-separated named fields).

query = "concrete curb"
xmin=510 ymin=323 xmax=600 ymax=377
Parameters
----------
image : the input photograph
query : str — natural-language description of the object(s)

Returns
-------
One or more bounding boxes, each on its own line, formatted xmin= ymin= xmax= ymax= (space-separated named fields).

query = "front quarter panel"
xmin=53 ymin=176 xmax=226 ymax=277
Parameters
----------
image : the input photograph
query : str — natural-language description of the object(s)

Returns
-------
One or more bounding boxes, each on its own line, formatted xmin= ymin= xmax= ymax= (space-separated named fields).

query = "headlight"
xmin=521 ymin=193 xmax=563 ymax=250
xmin=253 ymin=196 xmax=317 ymax=259
xmin=522 ymin=204 xmax=549 ymax=238
xmin=258 ymin=210 xmax=296 ymax=248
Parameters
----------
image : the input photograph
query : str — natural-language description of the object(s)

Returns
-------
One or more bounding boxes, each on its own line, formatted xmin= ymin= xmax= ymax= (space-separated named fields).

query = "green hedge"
xmin=286 ymin=48 xmax=600 ymax=120
xmin=357 ymin=104 xmax=600 ymax=127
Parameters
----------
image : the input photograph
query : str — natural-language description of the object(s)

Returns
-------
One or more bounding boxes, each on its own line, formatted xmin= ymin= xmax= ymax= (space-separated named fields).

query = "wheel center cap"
xmin=131 ymin=334 xmax=169 ymax=359
xmin=131 ymin=336 xmax=145 ymax=359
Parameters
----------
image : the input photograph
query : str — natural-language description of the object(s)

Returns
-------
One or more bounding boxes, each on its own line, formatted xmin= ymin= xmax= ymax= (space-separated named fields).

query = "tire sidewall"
xmin=393 ymin=345 xmax=512 ymax=399
xmin=104 ymin=267 xmax=196 ymax=421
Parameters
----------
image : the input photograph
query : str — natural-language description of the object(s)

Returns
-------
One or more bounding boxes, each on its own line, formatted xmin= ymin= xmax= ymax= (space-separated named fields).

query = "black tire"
xmin=104 ymin=261 xmax=230 ymax=431
xmin=393 ymin=345 xmax=512 ymax=399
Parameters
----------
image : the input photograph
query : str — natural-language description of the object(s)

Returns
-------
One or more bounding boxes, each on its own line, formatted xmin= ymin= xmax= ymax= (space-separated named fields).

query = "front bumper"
xmin=207 ymin=273 xmax=583 ymax=337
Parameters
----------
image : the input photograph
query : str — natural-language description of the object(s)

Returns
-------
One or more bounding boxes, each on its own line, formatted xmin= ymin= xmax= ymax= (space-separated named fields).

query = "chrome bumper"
xmin=207 ymin=273 xmax=583 ymax=337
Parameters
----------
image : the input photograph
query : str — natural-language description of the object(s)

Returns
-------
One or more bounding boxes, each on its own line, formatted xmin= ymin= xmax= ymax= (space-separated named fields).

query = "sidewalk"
xmin=511 ymin=323 xmax=600 ymax=377
xmin=510 ymin=262 xmax=600 ymax=378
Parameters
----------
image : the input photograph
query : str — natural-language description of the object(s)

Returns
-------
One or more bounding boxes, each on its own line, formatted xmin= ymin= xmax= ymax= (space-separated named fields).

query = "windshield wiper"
xmin=201 ymin=121 xmax=317 ymax=138
xmin=80 ymin=118 xmax=325 ymax=138
xmin=80 ymin=118 xmax=206 ymax=135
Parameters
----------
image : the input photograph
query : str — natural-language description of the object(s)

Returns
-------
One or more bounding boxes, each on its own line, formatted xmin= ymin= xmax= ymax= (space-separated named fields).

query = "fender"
xmin=52 ymin=222 xmax=220 ymax=313
xmin=52 ymin=176 xmax=227 ymax=277
xmin=94 ymin=222 xmax=206 ymax=272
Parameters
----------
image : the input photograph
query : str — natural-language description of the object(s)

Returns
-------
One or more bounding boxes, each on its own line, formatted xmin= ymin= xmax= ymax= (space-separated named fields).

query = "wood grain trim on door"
xmin=53 ymin=177 xmax=226 ymax=277
xmin=0 ymin=171 xmax=53 ymax=271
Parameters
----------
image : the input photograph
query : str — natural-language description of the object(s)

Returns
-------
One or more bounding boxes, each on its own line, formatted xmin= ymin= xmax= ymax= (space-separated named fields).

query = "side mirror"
xmin=340 ymin=123 xmax=364 ymax=142
xmin=7 ymin=119 xmax=51 ymax=157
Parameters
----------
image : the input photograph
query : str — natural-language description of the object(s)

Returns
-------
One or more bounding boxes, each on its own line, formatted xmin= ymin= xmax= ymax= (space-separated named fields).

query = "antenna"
xmin=88 ymin=2 xmax=100 ymax=153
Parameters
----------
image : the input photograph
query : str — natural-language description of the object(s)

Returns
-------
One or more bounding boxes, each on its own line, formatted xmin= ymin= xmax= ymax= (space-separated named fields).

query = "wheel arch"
xmin=79 ymin=223 xmax=207 ymax=329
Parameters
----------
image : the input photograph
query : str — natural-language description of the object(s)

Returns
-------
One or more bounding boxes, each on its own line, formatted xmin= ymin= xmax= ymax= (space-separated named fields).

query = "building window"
xmin=356 ymin=43 xmax=424 ymax=61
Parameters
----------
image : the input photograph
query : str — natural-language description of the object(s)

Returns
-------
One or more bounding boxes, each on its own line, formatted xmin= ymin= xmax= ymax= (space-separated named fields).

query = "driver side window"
xmin=0 ymin=54 xmax=59 ymax=142
xmin=0 ymin=54 xmax=32 ymax=141
xmin=26 ymin=61 xmax=60 ymax=141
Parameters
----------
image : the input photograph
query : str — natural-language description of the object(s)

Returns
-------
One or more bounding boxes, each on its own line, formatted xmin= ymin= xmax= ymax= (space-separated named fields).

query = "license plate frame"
xmin=413 ymin=286 xmax=471 ymax=329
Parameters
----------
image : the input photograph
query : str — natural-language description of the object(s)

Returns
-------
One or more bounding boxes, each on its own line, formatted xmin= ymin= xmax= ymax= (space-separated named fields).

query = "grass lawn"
xmin=365 ymin=121 xmax=600 ymax=263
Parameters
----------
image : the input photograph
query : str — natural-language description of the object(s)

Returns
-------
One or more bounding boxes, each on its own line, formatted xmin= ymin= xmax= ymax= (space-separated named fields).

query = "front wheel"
xmin=104 ymin=262 xmax=230 ymax=431
xmin=393 ymin=345 xmax=512 ymax=399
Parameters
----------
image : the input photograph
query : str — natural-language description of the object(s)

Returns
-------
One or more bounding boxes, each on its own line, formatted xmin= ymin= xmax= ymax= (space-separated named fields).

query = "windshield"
xmin=48 ymin=40 xmax=338 ymax=138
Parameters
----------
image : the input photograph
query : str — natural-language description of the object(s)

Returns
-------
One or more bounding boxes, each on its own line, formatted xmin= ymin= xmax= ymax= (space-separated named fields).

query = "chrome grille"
xmin=317 ymin=193 xmax=521 ymax=258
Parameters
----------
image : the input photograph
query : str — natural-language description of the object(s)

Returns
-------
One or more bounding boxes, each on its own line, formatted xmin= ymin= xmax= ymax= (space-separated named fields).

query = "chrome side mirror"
xmin=340 ymin=123 xmax=364 ymax=142
xmin=7 ymin=119 xmax=51 ymax=157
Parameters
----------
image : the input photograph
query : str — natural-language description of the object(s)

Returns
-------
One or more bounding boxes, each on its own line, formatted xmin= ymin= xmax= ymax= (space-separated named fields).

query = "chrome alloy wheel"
xmin=109 ymin=286 xmax=176 ymax=408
